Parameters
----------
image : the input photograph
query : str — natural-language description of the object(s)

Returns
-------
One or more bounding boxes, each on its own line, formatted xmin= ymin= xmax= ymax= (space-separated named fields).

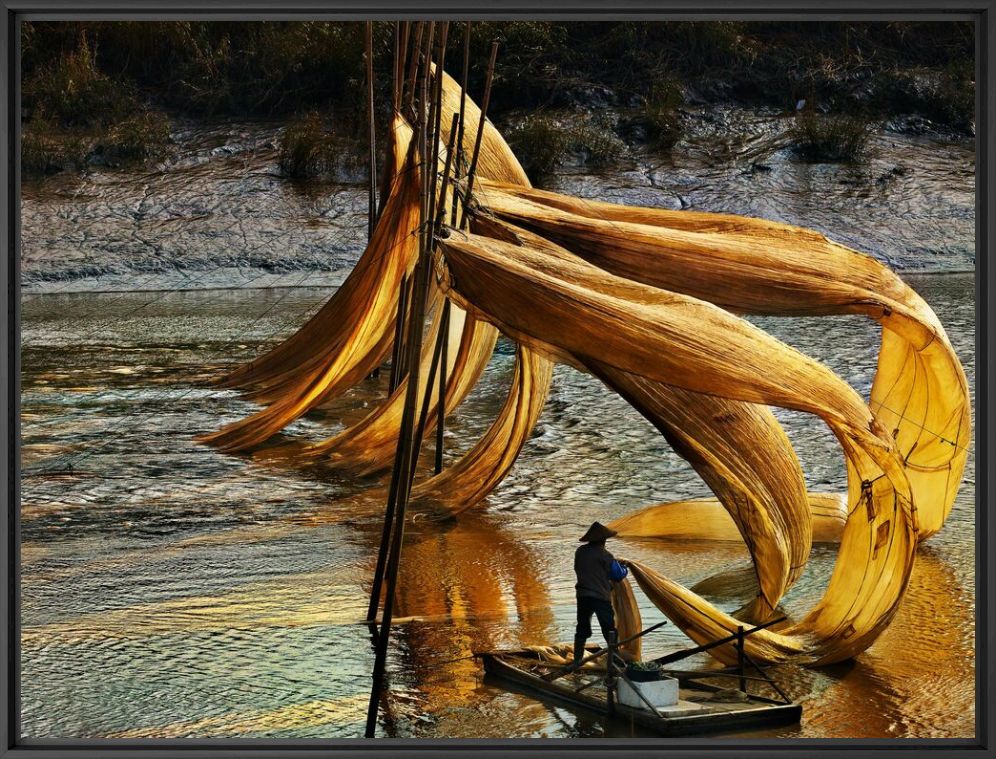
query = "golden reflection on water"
xmin=107 ymin=694 xmax=372 ymax=738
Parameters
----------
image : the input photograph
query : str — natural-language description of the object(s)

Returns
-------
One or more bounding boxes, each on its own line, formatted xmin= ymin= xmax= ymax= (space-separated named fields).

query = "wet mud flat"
xmin=22 ymin=107 xmax=974 ymax=296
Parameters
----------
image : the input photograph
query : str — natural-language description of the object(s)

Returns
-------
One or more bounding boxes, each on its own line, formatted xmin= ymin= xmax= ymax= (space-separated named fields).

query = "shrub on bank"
xmin=618 ymin=78 xmax=684 ymax=152
xmin=505 ymin=115 xmax=570 ymax=180
xmin=21 ymin=118 xmax=91 ymax=173
xmin=96 ymin=111 xmax=173 ymax=162
xmin=22 ymin=33 xmax=134 ymax=127
xmin=789 ymin=111 xmax=872 ymax=162
xmin=872 ymin=63 xmax=974 ymax=133
xmin=505 ymin=113 xmax=627 ymax=182
xmin=22 ymin=32 xmax=174 ymax=174
xmin=278 ymin=112 xmax=353 ymax=179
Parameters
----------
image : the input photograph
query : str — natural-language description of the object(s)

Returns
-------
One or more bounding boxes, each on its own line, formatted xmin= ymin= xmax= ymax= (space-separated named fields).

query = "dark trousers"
xmin=575 ymin=594 xmax=616 ymax=644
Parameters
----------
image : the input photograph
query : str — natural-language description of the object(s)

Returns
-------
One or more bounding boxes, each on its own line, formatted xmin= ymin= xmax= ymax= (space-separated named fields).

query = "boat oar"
xmin=541 ymin=621 xmax=668 ymax=682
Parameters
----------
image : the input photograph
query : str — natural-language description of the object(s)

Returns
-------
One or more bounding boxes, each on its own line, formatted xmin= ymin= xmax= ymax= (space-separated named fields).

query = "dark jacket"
xmin=574 ymin=542 xmax=618 ymax=601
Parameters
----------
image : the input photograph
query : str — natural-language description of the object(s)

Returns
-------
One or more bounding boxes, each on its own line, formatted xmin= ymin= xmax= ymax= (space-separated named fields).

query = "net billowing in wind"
xmin=201 ymin=61 xmax=970 ymax=667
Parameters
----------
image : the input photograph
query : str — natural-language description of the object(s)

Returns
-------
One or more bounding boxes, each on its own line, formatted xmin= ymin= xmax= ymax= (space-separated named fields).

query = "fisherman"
xmin=573 ymin=521 xmax=629 ymax=668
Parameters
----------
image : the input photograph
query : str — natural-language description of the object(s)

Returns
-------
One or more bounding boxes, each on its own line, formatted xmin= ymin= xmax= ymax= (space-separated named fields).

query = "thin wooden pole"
xmin=391 ymin=22 xmax=401 ymax=114
xmin=435 ymin=113 xmax=460 ymax=228
xmin=364 ymin=29 xmax=435 ymax=740
xmin=408 ymin=299 xmax=448 ymax=478
xmin=650 ymin=615 xmax=786 ymax=666
xmin=429 ymin=115 xmax=460 ymax=462
xmin=364 ymin=431 xmax=405 ymax=628
xmin=424 ymin=24 xmax=447 ymax=235
xmin=434 ymin=300 xmax=449 ymax=474
xmin=388 ymin=272 xmax=408 ymax=392
xmin=404 ymin=116 xmax=457 ymax=480
xmin=365 ymin=21 xmax=377 ymax=241
xmin=737 ymin=625 xmax=747 ymax=693
xmin=428 ymin=112 xmax=459 ymax=474
xmin=741 ymin=649 xmax=792 ymax=704
xmin=459 ymin=40 xmax=499 ymax=229
xmin=456 ymin=22 xmax=471 ymax=178
xmin=450 ymin=22 xmax=472 ymax=227
xmin=606 ymin=630 xmax=617 ymax=716
xmin=403 ymin=21 xmax=426 ymax=114
xmin=542 ymin=620 xmax=667 ymax=682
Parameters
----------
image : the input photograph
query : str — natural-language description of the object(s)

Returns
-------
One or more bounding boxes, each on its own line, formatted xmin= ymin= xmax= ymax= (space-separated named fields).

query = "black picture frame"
xmin=2 ymin=2 xmax=993 ymax=756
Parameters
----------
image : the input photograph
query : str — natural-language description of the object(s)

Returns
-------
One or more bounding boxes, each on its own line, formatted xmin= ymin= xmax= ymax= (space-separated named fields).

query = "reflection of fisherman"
xmin=573 ymin=521 xmax=629 ymax=667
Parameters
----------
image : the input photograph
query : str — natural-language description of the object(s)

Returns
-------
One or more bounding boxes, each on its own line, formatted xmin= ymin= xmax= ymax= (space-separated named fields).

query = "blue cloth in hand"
xmin=609 ymin=559 xmax=628 ymax=582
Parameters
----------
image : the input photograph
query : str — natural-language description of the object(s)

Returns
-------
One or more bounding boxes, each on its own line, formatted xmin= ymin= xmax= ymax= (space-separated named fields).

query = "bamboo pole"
xmin=606 ymin=630 xmax=617 ymax=716
xmin=542 ymin=620 xmax=667 ymax=682
xmin=391 ymin=22 xmax=401 ymax=114
xmin=450 ymin=22 xmax=472 ymax=228
xmin=403 ymin=21 xmax=426 ymax=114
xmin=431 ymin=116 xmax=460 ymax=474
xmin=408 ymin=298 xmax=448 ymax=478
xmin=435 ymin=299 xmax=449 ymax=474
xmin=367 ymin=22 xmax=426 ymax=624
xmin=435 ymin=112 xmax=460 ymax=229
xmin=456 ymin=22 xmax=471 ymax=176
xmin=365 ymin=21 xmax=377 ymax=241
xmin=364 ymin=27 xmax=436 ymax=740
xmin=388 ymin=273 xmax=408 ymax=392
xmin=459 ymin=40 xmax=499 ymax=229
xmin=650 ymin=616 xmax=787 ymax=666
xmin=388 ymin=116 xmax=459 ymax=490
xmin=424 ymin=23 xmax=448 ymax=239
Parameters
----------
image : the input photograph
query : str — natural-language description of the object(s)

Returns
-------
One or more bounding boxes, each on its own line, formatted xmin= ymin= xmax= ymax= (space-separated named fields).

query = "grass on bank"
xmin=21 ymin=33 xmax=173 ymax=174
xmin=277 ymin=112 xmax=357 ymax=179
xmin=505 ymin=113 xmax=628 ymax=182
xmin=789 ymin=111 xmax=872 ymax=162
xmin=19 ymin=21 xmax=973 ymax=176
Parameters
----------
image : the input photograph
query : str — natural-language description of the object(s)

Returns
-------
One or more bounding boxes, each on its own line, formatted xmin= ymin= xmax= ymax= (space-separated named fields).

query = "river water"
xmin=19 ymin=109 xmax=976 ymax=740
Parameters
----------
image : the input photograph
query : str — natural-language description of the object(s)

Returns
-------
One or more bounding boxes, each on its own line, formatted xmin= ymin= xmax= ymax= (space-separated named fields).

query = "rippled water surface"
xmin=20 ymin=113 xmax=976 ymax=740
xmin=20 ymin=274 xmax=975 ymax=740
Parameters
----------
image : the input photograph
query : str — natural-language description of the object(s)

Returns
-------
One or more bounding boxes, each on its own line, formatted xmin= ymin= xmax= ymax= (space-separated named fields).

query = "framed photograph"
xmin=3 ymin=1 xmax=992 ymax=756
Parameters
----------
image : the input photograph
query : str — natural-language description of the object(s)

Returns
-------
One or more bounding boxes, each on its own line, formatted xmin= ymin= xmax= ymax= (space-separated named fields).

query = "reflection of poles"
xmin=364 ymin=25 xmax=437 ymax=740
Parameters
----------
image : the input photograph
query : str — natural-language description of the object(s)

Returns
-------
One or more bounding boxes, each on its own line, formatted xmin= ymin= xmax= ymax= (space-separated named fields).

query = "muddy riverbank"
xmin=22 ymin=107 xmax=974 ymax=295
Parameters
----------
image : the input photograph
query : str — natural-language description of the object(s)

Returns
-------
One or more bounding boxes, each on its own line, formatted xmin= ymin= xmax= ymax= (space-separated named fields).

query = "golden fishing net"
xmin=201 ymin=70 xmax=969 ymax=667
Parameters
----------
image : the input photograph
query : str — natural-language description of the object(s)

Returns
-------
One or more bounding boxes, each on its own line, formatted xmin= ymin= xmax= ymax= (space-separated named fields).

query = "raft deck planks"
xmin=479 ymin=650 xmax=802 ymax=737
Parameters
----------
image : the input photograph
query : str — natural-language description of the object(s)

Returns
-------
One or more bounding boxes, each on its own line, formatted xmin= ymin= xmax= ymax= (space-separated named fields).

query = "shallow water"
xmin=20 ymin=272 xmax=975 ymax=740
